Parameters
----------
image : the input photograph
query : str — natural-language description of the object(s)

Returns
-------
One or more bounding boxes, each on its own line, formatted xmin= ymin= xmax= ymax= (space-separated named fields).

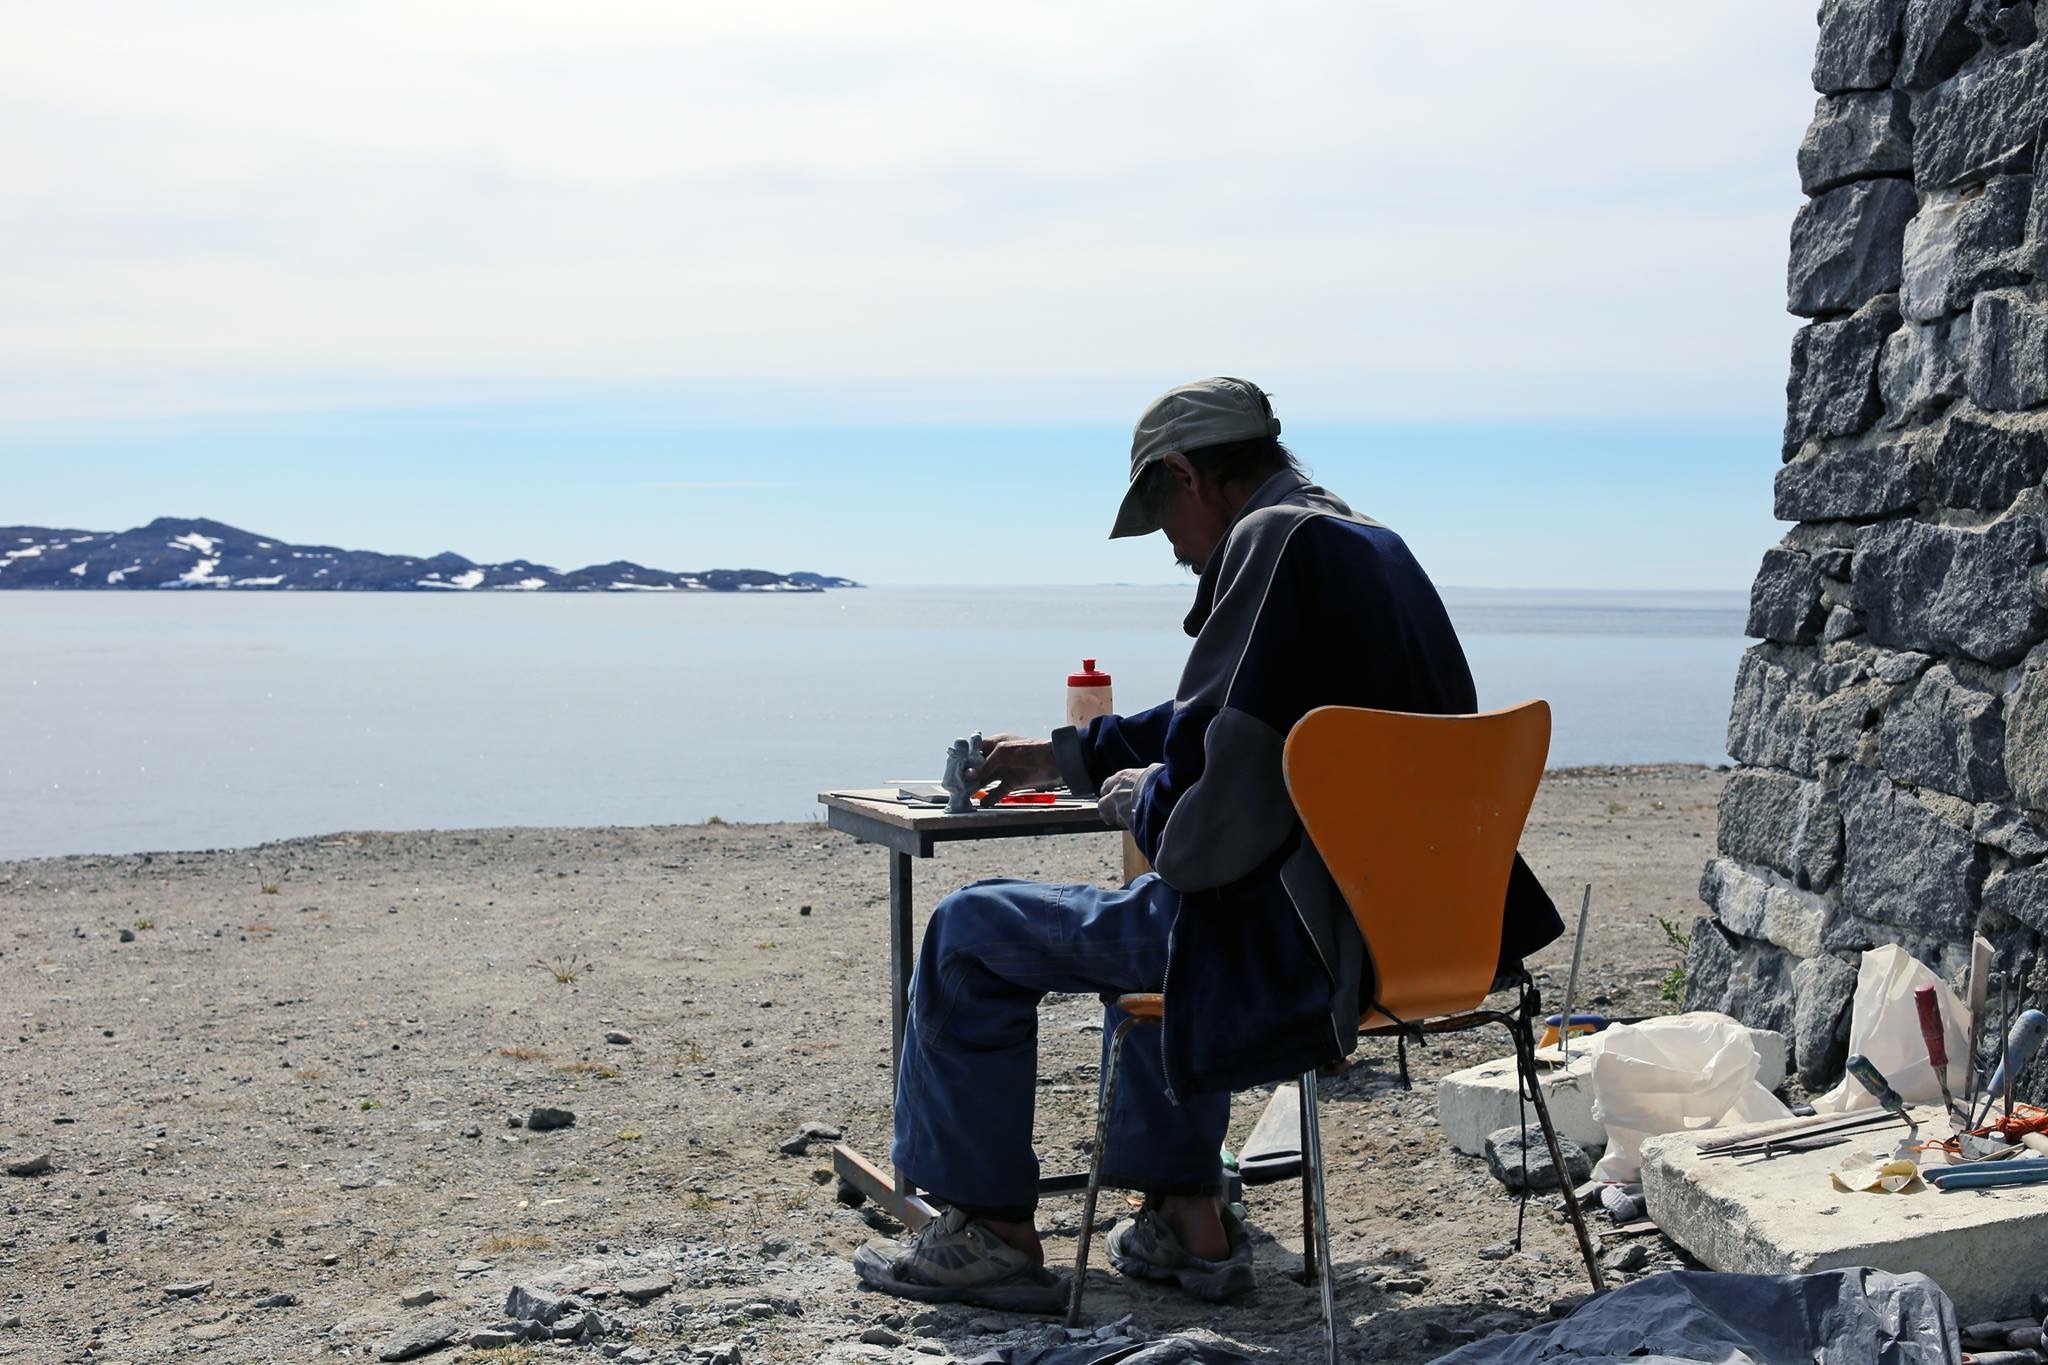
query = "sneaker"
xmin=853 ymin=1207 xmax=1069 ymax=1315
xmin=1105 ymin=1200 xmax=1256 ymax=1302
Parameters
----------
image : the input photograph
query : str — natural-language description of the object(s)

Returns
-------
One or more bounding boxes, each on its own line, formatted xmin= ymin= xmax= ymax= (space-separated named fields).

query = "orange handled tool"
xmin=1914 ymin=985 xmax=1957 ymax=1120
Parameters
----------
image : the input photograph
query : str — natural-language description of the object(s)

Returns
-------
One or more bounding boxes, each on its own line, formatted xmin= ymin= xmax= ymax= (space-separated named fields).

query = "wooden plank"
xmin=833 ymin=1143 xmax=936 ymax=1231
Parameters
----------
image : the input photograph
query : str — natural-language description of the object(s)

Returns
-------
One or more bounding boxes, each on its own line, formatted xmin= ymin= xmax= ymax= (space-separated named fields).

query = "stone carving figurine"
xmin=941 ymin=733 xmax=985 ymax=815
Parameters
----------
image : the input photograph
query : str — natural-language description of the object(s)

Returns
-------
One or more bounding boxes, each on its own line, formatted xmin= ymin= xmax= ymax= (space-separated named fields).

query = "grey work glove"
xmin=1097 ymin=764 xmax=1161 ymax=831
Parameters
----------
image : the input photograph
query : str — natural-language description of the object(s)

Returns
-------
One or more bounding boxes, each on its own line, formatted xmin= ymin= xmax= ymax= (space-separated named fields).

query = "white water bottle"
xmin=1066 ymin=659 xmax=1113 ymax=729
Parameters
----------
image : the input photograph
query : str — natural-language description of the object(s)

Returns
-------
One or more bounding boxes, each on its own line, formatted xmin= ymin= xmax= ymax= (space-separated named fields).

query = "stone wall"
xmin=1688 ymin=0 xmax=2048 ymax=1092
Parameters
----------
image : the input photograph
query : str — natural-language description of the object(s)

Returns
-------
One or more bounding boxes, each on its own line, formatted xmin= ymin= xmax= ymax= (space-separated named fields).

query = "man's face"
xmin=1152 ymin=455 xmax=1236 ymax=574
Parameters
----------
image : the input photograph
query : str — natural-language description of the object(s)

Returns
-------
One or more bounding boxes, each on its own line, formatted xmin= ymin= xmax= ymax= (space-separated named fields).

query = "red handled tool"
xmin=1915 ymin=985 xmax=1958 ymax=1122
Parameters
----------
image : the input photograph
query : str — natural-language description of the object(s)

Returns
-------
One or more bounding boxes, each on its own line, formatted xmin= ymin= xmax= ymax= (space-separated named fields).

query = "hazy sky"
xmin=2 ymin=2 xmax=1819 ymax=587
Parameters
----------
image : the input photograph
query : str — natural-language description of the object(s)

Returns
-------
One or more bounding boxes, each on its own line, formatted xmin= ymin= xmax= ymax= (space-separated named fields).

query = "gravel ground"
xmin=0 ymin=764 xmax=1722 ymax=1364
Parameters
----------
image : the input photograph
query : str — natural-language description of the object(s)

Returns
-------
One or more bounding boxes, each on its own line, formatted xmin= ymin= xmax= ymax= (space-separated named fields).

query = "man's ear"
xmin=1159 ymin=452 xmax=1198 ymax=494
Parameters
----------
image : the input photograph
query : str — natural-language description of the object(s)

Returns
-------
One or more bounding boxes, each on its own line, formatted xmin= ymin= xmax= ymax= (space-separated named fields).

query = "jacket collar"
xmin=1182 ymin=470 xmax=1312 ymax=637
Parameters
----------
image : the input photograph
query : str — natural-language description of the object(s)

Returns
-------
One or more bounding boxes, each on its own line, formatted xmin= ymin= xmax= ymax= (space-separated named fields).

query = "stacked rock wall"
xmin=1688 ymin=0 xmax=2048 ymax=1091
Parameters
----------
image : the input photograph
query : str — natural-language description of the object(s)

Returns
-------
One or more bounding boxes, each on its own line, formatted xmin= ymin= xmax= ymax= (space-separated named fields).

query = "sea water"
xmin=0 ymin=586 xmax=1744 ymax=859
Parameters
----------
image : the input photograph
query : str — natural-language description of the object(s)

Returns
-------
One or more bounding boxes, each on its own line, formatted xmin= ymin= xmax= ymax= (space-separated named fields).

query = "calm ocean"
xmin=0 ymin=587 xmax=1745 ymax=860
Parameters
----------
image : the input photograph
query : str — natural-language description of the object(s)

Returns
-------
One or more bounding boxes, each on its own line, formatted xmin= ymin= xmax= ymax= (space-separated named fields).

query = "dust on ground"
xmin=0 ymin=764 xmax=1722 ymax=1363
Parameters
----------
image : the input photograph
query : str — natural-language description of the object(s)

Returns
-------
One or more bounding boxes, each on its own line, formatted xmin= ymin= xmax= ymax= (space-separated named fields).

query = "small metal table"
xmin=818 ymin=787 xmax=1116 ymax=1228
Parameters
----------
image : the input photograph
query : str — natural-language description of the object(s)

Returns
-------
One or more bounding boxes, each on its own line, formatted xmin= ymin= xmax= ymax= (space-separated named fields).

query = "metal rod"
xmin=1298 ymin=1068 xmax=1337 ymax=1365
xmin=2005 ymin=973 xmax=2018 ymax=1122
xmin=1558 ymin=884 xmax=1592 ymax=1066
xmin=1067 ymin=1016 xmax=1137 ymax=1328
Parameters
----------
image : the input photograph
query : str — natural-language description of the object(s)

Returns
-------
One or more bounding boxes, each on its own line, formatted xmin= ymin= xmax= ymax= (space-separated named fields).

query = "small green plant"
xmin=676 ymin=1040 xmax=708 ymax=1066
xmin=703 ymin=814 xmax=727 ymax=826
xmin=359 ymin=1098 xmax=383 ymax=1111
xmin=1656 ymin=916 xmax=1691 ymax=1007
xmin=533 ymin=955 xmax=591 ymax=985
xmin=685 ymin=1192 xmax=717 ymax=1213
xmin=132 ymin=917 xmax=154 ymax=931
xmin=617 ymin=1128 xmax=643 ymax=1142
xmin=255 ymin=864 xmax=281 ymax=894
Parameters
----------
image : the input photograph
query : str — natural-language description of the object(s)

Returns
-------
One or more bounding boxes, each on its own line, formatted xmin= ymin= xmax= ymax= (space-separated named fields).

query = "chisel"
xmin=1846 ymin=1054 xmax=1916 ymax=1135
xmin=1915 ymin=985 xmax=1958 ymax=1123
xmin=1977 ymin=1010 xmax=2048 ymax=1128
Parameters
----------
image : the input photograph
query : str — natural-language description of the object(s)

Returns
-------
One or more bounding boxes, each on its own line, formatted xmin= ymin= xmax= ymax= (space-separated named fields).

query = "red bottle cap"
xmin=1068 ymin=658 xmax=1111 ymax=687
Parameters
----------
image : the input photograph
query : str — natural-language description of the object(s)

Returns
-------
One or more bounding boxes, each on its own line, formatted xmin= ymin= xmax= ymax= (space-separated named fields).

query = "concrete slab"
xmin=1642 ymin=1107 xmax=2048 ymax=1322
xmin=1435 ymin=1027 xmax=1789 ymax=1159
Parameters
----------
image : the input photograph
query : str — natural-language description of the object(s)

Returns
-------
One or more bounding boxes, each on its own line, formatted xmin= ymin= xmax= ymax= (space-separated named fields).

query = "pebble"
xmin=455 ymin=1260 xmax=492 ymax=1276
xmin=118 ymin=928 xmax=135 ymax=942
xmin=1383 ymin=1275 xmax=1430 ymax=1294
xmin=377 ymin=1314 xmax=460 ymax=1361
xmin=164 ymin=1280 xmax=213 ymax=1298
xmin=860 ymin=1327 xmax=905 ymax=1346
xmin=254 ymin=1293 xmax=296 ymax=1309
xmin=618 ymin=1273 xmax=675 ymax=1304
xmin=398 ymin=1285 xmax=441 ymax=1308
xmin=468 ymin=1328 xmax=521 ymax=1349
xmin=527 ymin=1107 xmax=577 ymax=1132
xmin=1607 ymin=1242 xmax=1651 ymax=1273
xmin=1478 ymin=1242 xmax=1513 ymax=1261
xmin=605 ymin=1030 xmax=634 ymax=1045
xmin=4 ymin=1155 xmax=53 ymax=1178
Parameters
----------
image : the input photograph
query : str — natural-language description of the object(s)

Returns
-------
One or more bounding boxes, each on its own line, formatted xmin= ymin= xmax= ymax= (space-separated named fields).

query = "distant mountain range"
xmin=0 ymin=517 xmax=860 ymax=594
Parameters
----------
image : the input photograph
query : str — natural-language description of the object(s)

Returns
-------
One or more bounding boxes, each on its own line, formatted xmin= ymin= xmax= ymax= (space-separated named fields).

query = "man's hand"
xmin=1097 ymin=765 xmax=1153 ymax=829
xmin=966 ymin=735 xmax=1059 ymax=792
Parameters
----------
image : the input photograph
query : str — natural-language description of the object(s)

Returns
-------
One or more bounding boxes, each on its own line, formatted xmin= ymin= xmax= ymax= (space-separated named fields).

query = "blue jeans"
xmin=891 ymin=874 xmax=1231 ymax=1214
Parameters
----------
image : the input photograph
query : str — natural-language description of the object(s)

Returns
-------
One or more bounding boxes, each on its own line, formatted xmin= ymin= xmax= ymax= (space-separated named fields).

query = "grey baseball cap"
xmin=1109 ymin=376 xmax=1282 ymax=539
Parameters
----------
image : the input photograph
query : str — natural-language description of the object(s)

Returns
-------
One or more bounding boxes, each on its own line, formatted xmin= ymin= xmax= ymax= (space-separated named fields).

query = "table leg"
xmin=889 ymin=849 xmax=914 ymax=1198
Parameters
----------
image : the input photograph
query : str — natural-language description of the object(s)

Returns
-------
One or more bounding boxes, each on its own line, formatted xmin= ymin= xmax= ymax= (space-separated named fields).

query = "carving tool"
xmin=1978 ymin=1010 xmax=2048 ymax=1129
xmin=1930 ymin=1161 xmax=2048 ymax=1191
xmin=1697 ymin=1107 xmax=1904 ymax=1158
xmin=1845 ymin=1055 xmax=1916 ymax=1139
xmin=1976 ymin=978 xmax=2018 ymax=1129
xmin=1966 ymin=937 xmax=1994 ymax=1123
xmin=1556 ymin=884 xmax=1591 ymax=1066
xmin=1914 ymin=985 xmax=1958 ymax=1124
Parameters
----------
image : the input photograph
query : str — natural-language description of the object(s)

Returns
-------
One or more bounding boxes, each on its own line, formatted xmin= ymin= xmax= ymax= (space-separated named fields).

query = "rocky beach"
xmin=1 ymin=765 xmax=1720 ymax=1364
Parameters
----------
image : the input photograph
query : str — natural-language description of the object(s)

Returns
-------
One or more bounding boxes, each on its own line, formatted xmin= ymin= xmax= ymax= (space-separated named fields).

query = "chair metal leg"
xmin=1298 ymin=1069 xmax=1337 ymax=1365
xmin=1068 ymin=1016 xmax=1139 ymax=1328
xmin=1524 ymin=1062 xmax=1608 ymax=1295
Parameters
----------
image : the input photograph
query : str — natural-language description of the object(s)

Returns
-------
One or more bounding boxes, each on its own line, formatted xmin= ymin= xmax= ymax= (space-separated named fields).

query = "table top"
xmin=819 ymin=787 xmax=1113 ymax=855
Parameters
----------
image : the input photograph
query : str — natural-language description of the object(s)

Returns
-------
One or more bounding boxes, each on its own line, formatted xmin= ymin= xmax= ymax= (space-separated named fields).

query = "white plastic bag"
xmin=1587 ymin=1011 xmax=1791 ymax=1181
xmin=1812 ymin=944 xmax=1967 ymax=1114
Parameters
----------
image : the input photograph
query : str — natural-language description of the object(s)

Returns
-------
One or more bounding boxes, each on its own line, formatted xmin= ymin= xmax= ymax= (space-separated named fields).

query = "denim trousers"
xmin=890 ymin=874 xmax=1231 ymax=1214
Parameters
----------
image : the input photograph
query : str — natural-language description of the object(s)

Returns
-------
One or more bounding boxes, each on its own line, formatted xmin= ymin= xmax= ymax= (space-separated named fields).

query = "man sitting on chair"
xmin=854 ymin=377 xmax=1564 ymax=1314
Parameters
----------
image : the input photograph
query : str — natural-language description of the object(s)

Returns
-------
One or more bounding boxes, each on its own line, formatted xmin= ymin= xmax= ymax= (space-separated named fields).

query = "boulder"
xmin=1881 ymin=315 xmax=1973 ymax=428
xmin=1726 ymin=648 xmax=1820 ymax=776
xmin=1814 ymin=0 xmax=1909 ymax=92
xmin=1789 ymin=181 xmax=1917 ymax=318
xmin=1699 ymin=857 xmax=1832 ymax=959
xmin=1914 ymin=41 xmax=2048 ymax=190
xmin=1899 ymin=0 xmax=1981 ymax=90
xmin=1747 ymin=549 xmax=1829 ymax=644
xmin=1683 ymin=915 xmax=1740 ymax=1014
xmin=1791 ymin=952 xmax=1859 ymax=1089
xmin=1725 ymin=938 xmax=1800 ymax=1039
xmin=1968 ymin=289 xmax=2048 ymax=412
xmin=1840 ymin=764 xmax=1987 ymax=938
xmin=1984 ymin=864 xmax=2048 ymax=933
xmin=1786 ymin=295 xmax=1902 ymax=454
xmin=1853 ymin=515 xmax=2046 ymax=665
xmin=1901 ymin=179 xmax=2029 ymax=323
xmin=1716 ymin=772 xmax=1844 ymax=892
xmin=1776 ymin=438 xmax=1929 ymax=519
xmin=2008 ymin=649 xmax=2048 ymax=811
xmin=1484 ymin=1125 xmax=1592 ymax=1192
xmin=1798 ymin=91 xmax=1915 ymax=195
xmin=1878 ymin=663 xmax=2010 ymax=800
xmin=1933 ymin=409 xmax=2048 ymax=510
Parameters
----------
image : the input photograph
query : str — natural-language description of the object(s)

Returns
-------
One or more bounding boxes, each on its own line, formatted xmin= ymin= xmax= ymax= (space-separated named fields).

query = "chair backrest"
xmin=1282 ymin=701 xmax=1550 ymax=1026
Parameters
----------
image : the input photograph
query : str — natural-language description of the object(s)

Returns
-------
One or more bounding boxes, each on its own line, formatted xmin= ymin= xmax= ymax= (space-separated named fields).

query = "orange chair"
xmin=1066 ymin=701 xmax=1605 ymax=1358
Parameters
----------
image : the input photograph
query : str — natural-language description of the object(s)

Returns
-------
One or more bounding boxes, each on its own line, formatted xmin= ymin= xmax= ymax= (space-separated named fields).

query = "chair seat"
xmin=1116 ymin=992 xmax=1164 ymax=1020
